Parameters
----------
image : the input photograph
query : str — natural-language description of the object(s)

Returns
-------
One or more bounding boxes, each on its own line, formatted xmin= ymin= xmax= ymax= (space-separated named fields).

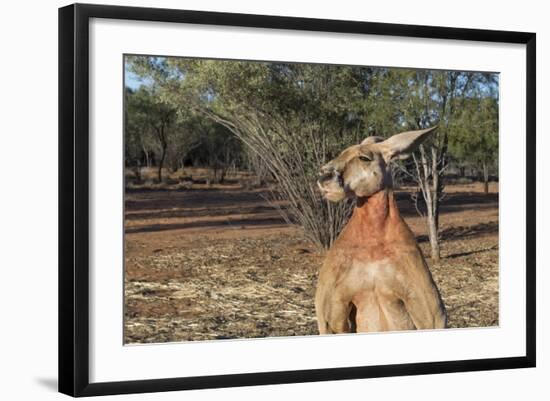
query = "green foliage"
xmin=126 ymin=86 xmax=176 ymax=180
xmin=125 ymin=87 xmax=150 ymax=165
xmin=449 ymin=97 xmax=498 ymax=165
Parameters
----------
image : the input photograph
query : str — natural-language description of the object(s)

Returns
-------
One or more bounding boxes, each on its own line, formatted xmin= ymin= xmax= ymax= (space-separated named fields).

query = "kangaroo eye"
xmin=359 ymin=155 xmax=372 ymax=162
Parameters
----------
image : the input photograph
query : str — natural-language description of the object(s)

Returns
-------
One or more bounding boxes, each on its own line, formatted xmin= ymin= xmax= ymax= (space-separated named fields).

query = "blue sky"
xmin=125 ymin=67 xmax=144 ymax=90
xmin=125 ymin=57 xmax=166 ymax=90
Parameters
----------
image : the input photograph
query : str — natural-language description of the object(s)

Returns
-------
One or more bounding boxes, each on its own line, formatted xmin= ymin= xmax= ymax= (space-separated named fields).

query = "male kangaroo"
xmin=315 ymin=127 xmax=447 ymax=334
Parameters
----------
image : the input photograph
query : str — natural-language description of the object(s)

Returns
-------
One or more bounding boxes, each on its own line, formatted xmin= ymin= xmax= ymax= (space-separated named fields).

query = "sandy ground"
xmin=124 ymin=180 xmax=499 ymax=344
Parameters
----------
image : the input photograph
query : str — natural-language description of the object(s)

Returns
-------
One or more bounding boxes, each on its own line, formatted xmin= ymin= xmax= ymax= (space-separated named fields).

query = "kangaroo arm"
xmin=403 ymin=287 xmax=447 ymax=330
xmin=400 ymin=258 xmax=447 ymax=330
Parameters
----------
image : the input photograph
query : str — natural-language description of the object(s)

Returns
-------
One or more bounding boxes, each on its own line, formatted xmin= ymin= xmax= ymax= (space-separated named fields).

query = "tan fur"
xmin=316 ymin=127 xmax=446 ymax=334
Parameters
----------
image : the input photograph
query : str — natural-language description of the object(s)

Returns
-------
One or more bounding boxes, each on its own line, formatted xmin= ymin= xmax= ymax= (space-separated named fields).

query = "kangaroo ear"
xmin=373 ymin=126 xmax=437 ymax=162
xmin=361 ymin=136 xmax=385 ymax=145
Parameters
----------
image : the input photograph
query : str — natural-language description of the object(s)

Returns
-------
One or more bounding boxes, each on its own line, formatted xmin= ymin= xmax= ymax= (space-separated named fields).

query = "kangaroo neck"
xmin=349 ymin=189 xmax=400 ymax=237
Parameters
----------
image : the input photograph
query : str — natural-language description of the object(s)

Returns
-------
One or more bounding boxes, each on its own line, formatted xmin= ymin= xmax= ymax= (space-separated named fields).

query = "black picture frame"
xmin=58 ymin=3 xmax=536 ymax=397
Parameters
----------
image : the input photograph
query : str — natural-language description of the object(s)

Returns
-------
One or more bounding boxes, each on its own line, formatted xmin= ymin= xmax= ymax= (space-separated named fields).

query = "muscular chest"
xmin=321 ymin=247 xmax=402 ymax=296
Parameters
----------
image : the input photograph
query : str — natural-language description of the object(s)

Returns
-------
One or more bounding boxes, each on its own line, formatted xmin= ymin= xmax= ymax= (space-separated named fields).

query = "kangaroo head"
xmin=317 ymin=126 xmax=437 ymax=202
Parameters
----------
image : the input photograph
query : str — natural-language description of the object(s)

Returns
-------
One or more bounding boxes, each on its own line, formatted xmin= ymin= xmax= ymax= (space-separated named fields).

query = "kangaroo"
xmin=315 ymin=127 xmax=446 ymax=334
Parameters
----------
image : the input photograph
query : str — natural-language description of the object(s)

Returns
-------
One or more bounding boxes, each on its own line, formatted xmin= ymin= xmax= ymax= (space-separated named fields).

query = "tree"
xmin=164 ymin=110 xmax=202 ymax=173
xmin=189 ymin=117 xmax=243 ymax=183
xmin=140 ymin=88 xmax=176 ymax=182
xmin=450 ymin=97 xmax=499 ymax=194
xmin=125 ymin=87 xmax=147 ymax=181
xmin=126 ymin=57 xmax=180 ymax=182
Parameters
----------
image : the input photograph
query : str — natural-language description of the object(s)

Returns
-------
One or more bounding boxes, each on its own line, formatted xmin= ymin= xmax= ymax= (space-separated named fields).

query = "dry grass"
xmin=125 ymin=234 xmax=319 ymax=342
xmin=124 ymin=181 xmax=499 ymax=344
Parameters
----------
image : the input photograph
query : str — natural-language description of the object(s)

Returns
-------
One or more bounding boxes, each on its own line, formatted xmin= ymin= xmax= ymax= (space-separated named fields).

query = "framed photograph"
xmin=58 ymin=3 xmax=536 ymax=397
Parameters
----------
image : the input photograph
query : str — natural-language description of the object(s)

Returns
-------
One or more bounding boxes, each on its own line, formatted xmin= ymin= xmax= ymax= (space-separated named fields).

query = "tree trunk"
xmin=417 ymin=145 xmax=442 ymax=262
xmin=482 ymin=161 xmax=489 ymax=194
xmin=142 ymin=144 xmax=150 ymax=168
xmin=134 ymin=161 xmax=141 ymax=182
xmin=426 ymin=211 xmax=440 ymax=263
xmin=157 ymin=143 xmax=166 ymax=183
